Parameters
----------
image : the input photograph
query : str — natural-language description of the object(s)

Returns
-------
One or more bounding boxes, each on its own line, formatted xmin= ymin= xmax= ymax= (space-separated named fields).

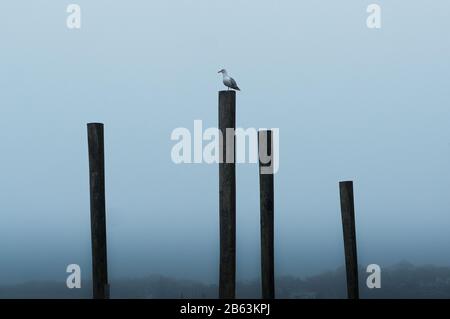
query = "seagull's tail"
xmin=236 ymin=86 xmax=241 ymax=91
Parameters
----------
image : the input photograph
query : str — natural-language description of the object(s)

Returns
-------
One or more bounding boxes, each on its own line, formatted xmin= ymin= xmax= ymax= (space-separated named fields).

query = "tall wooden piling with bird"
xmin=218 ymin=90 xmax=237 ymax=299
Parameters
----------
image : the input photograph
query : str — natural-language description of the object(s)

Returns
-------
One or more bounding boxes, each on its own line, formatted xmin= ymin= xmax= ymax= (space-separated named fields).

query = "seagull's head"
xmin=218 ymin=69 xmax=227 ymax=75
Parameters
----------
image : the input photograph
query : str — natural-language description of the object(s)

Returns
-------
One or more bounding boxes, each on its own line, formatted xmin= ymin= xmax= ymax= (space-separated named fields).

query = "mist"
xmin=1 ymin=0 xmax=450 ymax=289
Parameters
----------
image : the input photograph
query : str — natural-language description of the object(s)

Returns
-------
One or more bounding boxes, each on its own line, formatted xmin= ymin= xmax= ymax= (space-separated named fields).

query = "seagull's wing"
xmin=230 ymin=77 xmax=240 ymax=91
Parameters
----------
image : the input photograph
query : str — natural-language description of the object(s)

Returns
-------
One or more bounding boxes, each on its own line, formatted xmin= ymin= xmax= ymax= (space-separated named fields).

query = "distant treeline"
xmin=1 ymin=262 xmax=450 ymax=298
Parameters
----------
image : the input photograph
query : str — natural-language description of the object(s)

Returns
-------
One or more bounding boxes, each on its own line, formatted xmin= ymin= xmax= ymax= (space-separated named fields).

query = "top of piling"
xmin=339 ymin=181 xmax=354 ymax=191
xmin=218 ymin=90 xmax=236 ymax=109
xmin=219 ymin=90 xmax=236 ymax=95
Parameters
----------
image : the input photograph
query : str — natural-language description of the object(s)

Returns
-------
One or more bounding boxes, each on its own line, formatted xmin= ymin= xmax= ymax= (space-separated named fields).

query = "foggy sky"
xmin=1 ymin=1 xmax=450 ymax=286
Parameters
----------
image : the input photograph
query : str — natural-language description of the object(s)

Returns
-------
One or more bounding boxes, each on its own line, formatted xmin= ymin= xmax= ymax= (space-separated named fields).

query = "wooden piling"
xmin=258 ymin=130 xmax=275 ymax=299
xmin=339 ymin=181 xmax=359 ymax=299
xmin=87 ymin=123 xmax=109 ymax=299
xmin=218 ymin=91 xmax=236 ymax=299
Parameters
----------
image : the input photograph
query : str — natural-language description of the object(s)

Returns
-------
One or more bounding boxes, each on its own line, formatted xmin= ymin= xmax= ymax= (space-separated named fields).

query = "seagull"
xmin=218 ymin=69 xmax=240 ymax=91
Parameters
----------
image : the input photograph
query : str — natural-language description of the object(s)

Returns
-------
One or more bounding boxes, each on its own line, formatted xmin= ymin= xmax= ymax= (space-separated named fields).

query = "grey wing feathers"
xmin=230 ymin=77 xmax=240 ymax=91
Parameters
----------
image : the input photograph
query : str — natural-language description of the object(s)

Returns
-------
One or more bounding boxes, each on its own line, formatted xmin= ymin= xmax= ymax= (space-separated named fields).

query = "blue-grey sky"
xmin=1 ymin=1 xmax=450 ymax=285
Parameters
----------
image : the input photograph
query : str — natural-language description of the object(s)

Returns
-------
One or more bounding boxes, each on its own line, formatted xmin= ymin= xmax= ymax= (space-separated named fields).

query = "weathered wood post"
xmin=258 ymin=130 xmax=275 ymax=299
xmin=218 ymin=91 xmax=236 ymax=299
xmin=87 ymin=123 xmax=109 ymax=299
xmin=339 ymin=181 xmax=359 ymax=299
